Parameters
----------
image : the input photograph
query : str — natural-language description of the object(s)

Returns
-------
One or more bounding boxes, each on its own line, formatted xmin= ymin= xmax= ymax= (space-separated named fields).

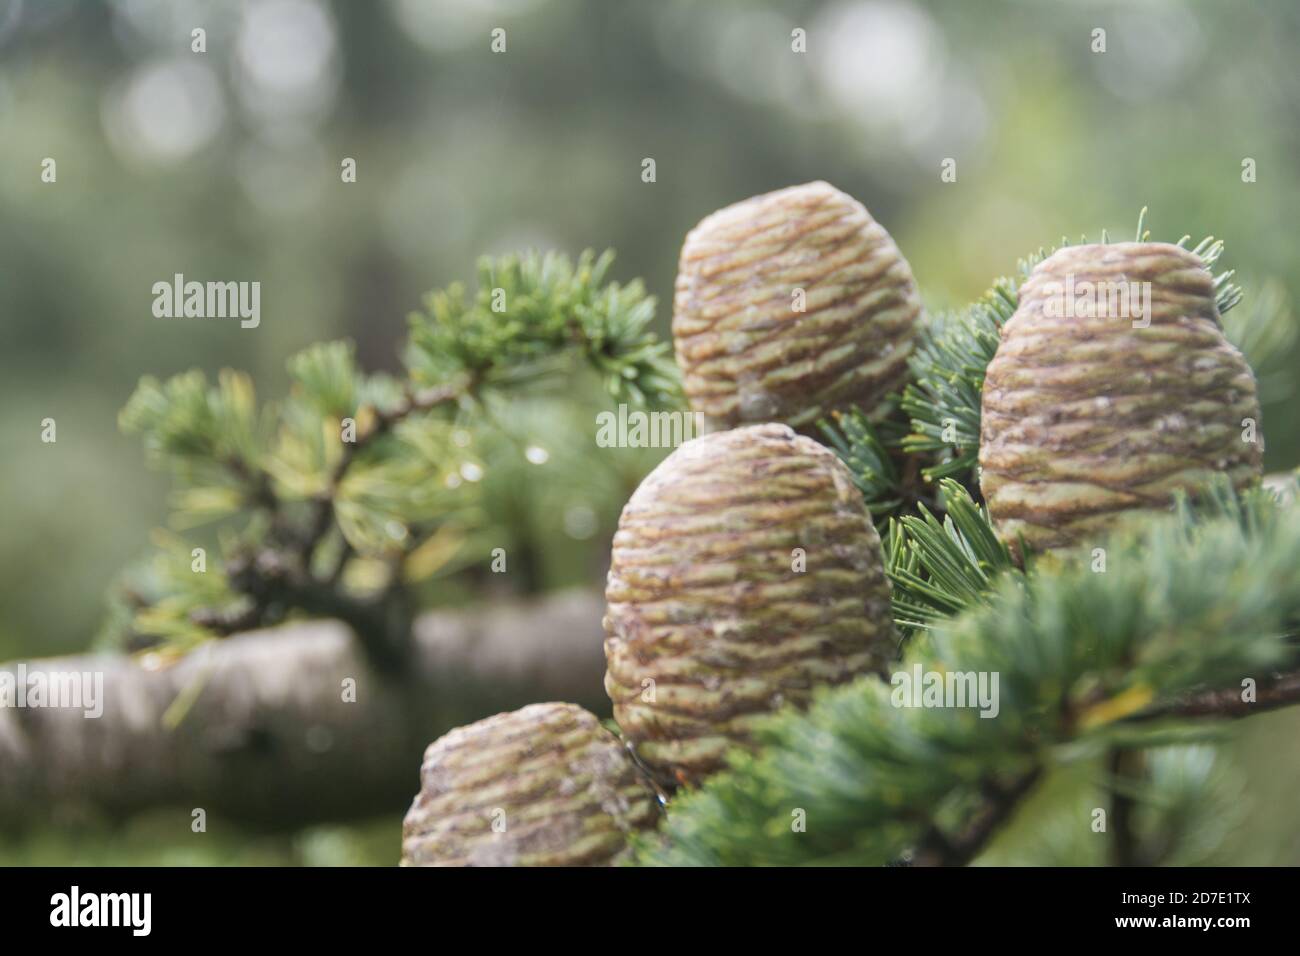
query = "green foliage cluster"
xmin=883 ymin=479 xmax=1020 ymax=636
xmin=816 ymin=405 xmax=903 ymax=513
xmin=897 ymin=277 xmax=1017 ymax=482
xmin=107 ymin=251 xmax=678 ymax=653
xmin=405 ymin=250 xmax=679 ymax=406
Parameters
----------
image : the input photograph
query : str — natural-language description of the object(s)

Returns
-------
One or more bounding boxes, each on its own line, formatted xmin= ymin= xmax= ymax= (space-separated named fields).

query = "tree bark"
xmin=0 ymin=590 xmax=607 ymax=831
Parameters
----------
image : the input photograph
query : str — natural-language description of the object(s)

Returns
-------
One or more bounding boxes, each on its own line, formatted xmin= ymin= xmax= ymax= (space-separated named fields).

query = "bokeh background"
xmin=1 ymin=0 xmax=1297 ymax=864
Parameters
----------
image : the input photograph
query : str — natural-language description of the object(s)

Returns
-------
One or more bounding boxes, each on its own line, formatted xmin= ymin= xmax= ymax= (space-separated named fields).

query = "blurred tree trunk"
xmin=0 ymin=590 xmax=606 ymax=831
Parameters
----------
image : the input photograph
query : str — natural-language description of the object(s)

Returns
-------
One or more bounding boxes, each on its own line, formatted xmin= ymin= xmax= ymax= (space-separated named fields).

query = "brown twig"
xmin=1107 ymin=747 xmax=1141 ymax=866
xmin=1127 ymin=669 xmax=1300 ymax=722
xmin=200 ymin=377 xmax=474 ymax=666
xmin=300 ymin=378 xmax=470 ymax=564
xmin=220 ymin=549 xmax=414 ymax=673
xmin=911 ymin=765 xmax=1043 ymax=866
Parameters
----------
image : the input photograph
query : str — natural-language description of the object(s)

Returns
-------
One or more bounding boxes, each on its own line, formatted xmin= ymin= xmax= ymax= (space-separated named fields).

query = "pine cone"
xmin=979 ymin=242 xmax=1263 ymax=555
xmin=400 ymin=702 xmax=660 ymax=866
xmin=672 ymin=181 xmax=922 ymax=432
xmin=604 ymin=423 xmax=894 ymax=788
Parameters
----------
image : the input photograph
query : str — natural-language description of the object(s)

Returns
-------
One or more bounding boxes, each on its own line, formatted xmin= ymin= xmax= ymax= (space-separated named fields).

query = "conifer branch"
xmin=912 ymin=767 xmax=1043 ymax=866
xmin=111 ymin=250 xmax=677 ymax=662
xmin=883 ymin=478 xmax=1020 ymax=637
xmin=1129 ymin=669 xmax=1300 ymax=721
xmin=816 ymin=406 xmax=912 ymax=517
xmin=899 ymin=278 xmax=1016 ymax=483
xmin=300 ymin=376 xmax=472 ymax=571
xmin=636 ymin=484 xmax=1300 ymax=866
xmin=3 ymin=590 xmax=610 ymax=829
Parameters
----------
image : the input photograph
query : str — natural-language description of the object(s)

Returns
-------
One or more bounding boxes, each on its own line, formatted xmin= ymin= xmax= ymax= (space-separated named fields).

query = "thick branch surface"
xmin=0 ymin=590 xmax=605 ymax=831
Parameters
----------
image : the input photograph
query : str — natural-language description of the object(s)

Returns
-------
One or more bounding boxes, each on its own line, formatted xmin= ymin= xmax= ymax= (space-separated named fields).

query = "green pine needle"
xmin=816 ymin=406 xmax=905 ymax=516
xmin=885 ymin=479 xmax=1019 ymax=634
xmin=404 ymin=249 xmax=681 ymax=407
xmin=899 ymin=279 xmax=1017 ymax=481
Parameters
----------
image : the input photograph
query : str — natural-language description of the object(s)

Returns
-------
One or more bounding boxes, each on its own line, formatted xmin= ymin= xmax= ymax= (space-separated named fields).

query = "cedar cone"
xmin=672 ymin=181 xmax=922 ymax=432
xmin=400 ymin=702 xmax=660 ymax=866
xmin=604 ymin=423 xmax=895 ymax=788
xmin=979 ymin=241 xmax=1263 ymax=555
